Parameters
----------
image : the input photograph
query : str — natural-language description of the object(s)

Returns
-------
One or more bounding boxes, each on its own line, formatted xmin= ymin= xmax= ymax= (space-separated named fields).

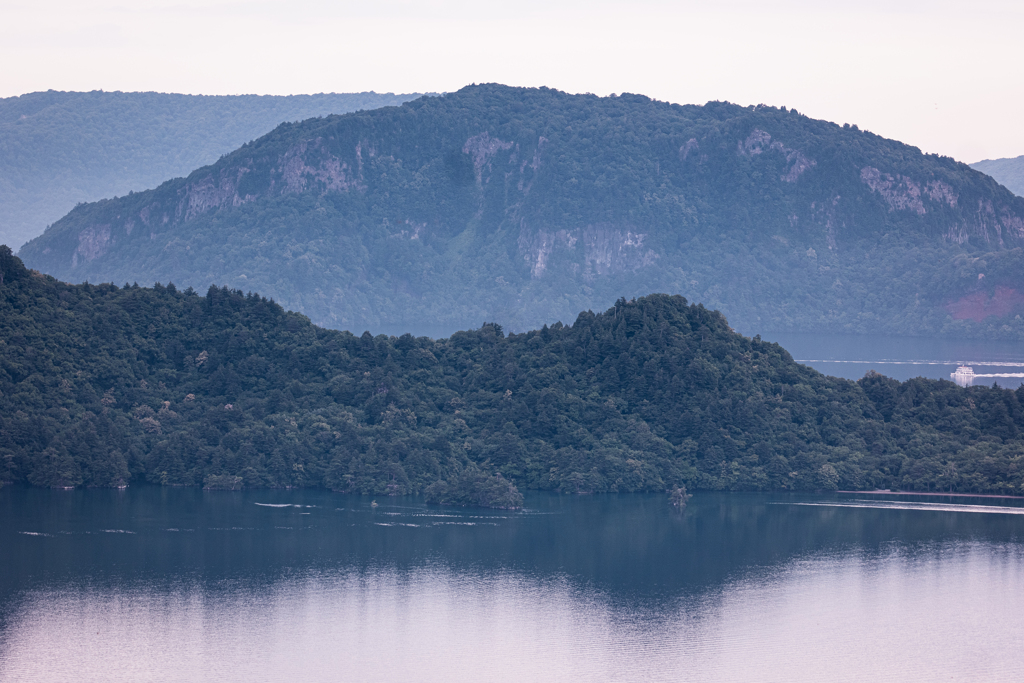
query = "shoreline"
xmin=838 ymin=489 xmax=1024 ymax=501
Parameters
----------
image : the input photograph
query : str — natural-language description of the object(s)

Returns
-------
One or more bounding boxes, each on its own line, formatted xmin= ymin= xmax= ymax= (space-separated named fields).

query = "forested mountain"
xmin=3 ymin=246 xmax=1023 ymax=502
xmin=972 ymin=155 xmax=1024 ymax=197
xmin=0 ymin=90 xmax=422 ymax=249
xmin=19 ymin=84 xmax=1024 ymax=340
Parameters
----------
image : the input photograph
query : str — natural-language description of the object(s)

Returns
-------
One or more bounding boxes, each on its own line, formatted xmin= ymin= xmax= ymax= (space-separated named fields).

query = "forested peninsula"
xmin=3 ymin=247 xmax=1023 ymax=505
xmin=19 ymin=84 xmax=1024 ymax=340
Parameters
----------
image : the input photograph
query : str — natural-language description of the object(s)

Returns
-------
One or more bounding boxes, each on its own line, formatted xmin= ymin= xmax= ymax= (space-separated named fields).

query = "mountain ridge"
xmin=971 ymin=154 xmax=1024 ymax=198
xmin=0 ymin=90 xmax=424 ymax=249
xmin=19 ymin=84 xmax=1024 ymax=339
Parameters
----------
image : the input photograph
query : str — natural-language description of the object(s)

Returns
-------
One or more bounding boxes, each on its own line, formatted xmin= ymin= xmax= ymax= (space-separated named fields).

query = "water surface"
xmin=763 ymin=331 xmax=1024 ymax=388
xmin=2 ymin=487 xmax=1023 ymax=682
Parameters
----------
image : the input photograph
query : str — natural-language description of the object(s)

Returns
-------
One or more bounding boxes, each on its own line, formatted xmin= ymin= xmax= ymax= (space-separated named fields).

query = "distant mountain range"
xmin=0 ymin=90 xmax=423 ymax=249
xmin=971 ymin=155 xmax=1024 ymax=197
xmin=18 ymin=85 xmax=1024 ymax=339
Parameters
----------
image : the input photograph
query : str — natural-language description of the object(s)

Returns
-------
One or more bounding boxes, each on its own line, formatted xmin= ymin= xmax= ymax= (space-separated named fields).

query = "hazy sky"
xmin=2 ymin=0 xmax=1021 ymax=163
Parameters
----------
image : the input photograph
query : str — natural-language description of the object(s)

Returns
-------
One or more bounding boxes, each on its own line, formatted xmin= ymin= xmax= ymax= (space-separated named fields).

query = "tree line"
xmin=2 ymin=246 xmax=1023 ymax=506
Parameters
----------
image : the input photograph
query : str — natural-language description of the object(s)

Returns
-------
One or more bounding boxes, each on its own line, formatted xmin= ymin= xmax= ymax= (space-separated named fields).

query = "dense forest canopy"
xmin=0 ymin=90 xmax=423 ymax=249
xmin=3 ymin=246 xmax=1023 ymax=505
xmin=19 ymin=84 xmax=1024 ymax=340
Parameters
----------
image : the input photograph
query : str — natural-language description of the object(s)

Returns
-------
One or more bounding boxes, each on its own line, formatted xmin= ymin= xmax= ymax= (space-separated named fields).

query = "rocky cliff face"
xmin=18 ymin=85 xmax=1024 ymax=338
xmin=0 ymin=90 xmax=423 ymax=250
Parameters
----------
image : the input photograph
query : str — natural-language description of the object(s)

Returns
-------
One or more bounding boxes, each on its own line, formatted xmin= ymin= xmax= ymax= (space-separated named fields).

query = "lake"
xmin=2 ymin=486 xmax=1024 ymax=682
xmin=762 ymin=331 xmax=1024 ymax=389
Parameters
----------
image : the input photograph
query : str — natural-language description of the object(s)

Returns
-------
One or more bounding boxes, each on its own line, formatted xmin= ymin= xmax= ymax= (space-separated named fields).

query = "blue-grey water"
xmin=764 ymin=332 xmax=1024 ymax=388
xmin=2 ymin=487 xmax=1024 ymax=682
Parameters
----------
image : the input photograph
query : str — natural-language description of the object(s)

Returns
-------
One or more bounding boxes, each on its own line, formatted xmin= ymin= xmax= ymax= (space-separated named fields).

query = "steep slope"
xmin=3 ymin=245 xmax=1024 ymax=498
xmin=0 ymin=90 xmax=422 ymax=249
xmin=19 ymin=85 xmax=1024 ymax=339
xmin=972 ymin=155 xmax=1024 ymax=197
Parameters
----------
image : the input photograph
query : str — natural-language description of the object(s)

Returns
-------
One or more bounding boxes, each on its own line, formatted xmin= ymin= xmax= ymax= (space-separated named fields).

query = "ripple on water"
xmin=1 ymin=545 xmax=1022 ymax=683
xmin=2 ymin=490 xmax=1024 ymax=682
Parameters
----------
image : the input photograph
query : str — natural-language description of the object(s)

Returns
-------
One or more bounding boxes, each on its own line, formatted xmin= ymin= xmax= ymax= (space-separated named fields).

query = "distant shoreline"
xmin=839 ymin=489 xmax=1024 ymax=501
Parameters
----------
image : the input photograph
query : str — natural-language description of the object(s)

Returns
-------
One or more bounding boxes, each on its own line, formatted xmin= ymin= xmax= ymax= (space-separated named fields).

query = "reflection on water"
xmin=762 ymin=331 xmax=1024 ymax=388
xmin=2 ymin=487 xmax=1024 ymax=682
xmin=786 ymin=498 xmax=1024 ymax=514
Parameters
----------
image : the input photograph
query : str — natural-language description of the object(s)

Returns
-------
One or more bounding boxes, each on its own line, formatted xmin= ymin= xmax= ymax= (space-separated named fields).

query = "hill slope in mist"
xmin=972 ymin=155 xmax=1024 ymax=197
xmin=0 ymin=90 xmax=422 ymax=249
xmin=19 ymin=84 xmax=1024 ymax=339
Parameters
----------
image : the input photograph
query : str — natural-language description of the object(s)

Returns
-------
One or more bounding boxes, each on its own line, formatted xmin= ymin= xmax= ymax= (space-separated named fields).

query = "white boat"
xmin=951 ymin=366 xmax=975 ymax=387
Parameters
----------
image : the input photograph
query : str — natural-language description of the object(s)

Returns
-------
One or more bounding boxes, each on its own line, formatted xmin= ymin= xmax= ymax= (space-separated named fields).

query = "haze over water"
xmin=2 ymin=487 xmax=1023 ymax=682
xmin=763 ymin=331 xmax=1024 ymax=389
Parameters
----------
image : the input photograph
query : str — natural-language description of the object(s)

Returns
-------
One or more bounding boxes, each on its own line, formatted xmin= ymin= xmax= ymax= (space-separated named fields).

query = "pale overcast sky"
xmin=2 ymin=0 xmax=1021 ymax=163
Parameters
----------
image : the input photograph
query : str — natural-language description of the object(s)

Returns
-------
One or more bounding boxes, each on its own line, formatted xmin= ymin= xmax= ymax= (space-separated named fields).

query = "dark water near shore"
xmin=763 ymin=331 xmax=1024 ymax=388
xmin=2 ymin=486 xmax=1024 ymax=682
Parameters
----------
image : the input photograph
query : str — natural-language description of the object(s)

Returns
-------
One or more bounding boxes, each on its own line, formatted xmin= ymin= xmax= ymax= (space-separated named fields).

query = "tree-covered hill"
xmin=0 ymin=90 xmax=423 ymax=249
xmin=972 ymin=155 xmax=1024 ymax=197
xmin=3 ymin=246 xmax=1023 ymax=502
xmin=19 ymin=84 xmax=1024 ymax=340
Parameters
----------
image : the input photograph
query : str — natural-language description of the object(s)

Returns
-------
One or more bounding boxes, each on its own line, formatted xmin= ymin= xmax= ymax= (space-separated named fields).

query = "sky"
xmin=2 ymin=0 xmax=1022 ymax=163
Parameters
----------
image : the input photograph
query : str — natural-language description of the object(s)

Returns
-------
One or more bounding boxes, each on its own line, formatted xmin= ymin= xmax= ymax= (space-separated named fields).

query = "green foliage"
xmin=669 ymin=486 xmax=692 ymax=507
xmin=5 ymin=245 xmax=1024 ymax=504
xmin=19 ymin=85 xmax=1024 ymax=340
xmin=0 ymin=90 xmax=423 ymax=249
xmin=424 ymin=466 xmax=524 ymax=509
xmin=204 ymin=474 xmax=243 ymax=490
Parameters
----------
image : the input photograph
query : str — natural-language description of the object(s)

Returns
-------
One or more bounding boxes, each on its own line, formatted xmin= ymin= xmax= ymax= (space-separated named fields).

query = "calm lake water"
xmin=2 ymin=487 xmax=1024 ymax=682
xmin=763 ymin=332 xmax=1024 ymax=389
